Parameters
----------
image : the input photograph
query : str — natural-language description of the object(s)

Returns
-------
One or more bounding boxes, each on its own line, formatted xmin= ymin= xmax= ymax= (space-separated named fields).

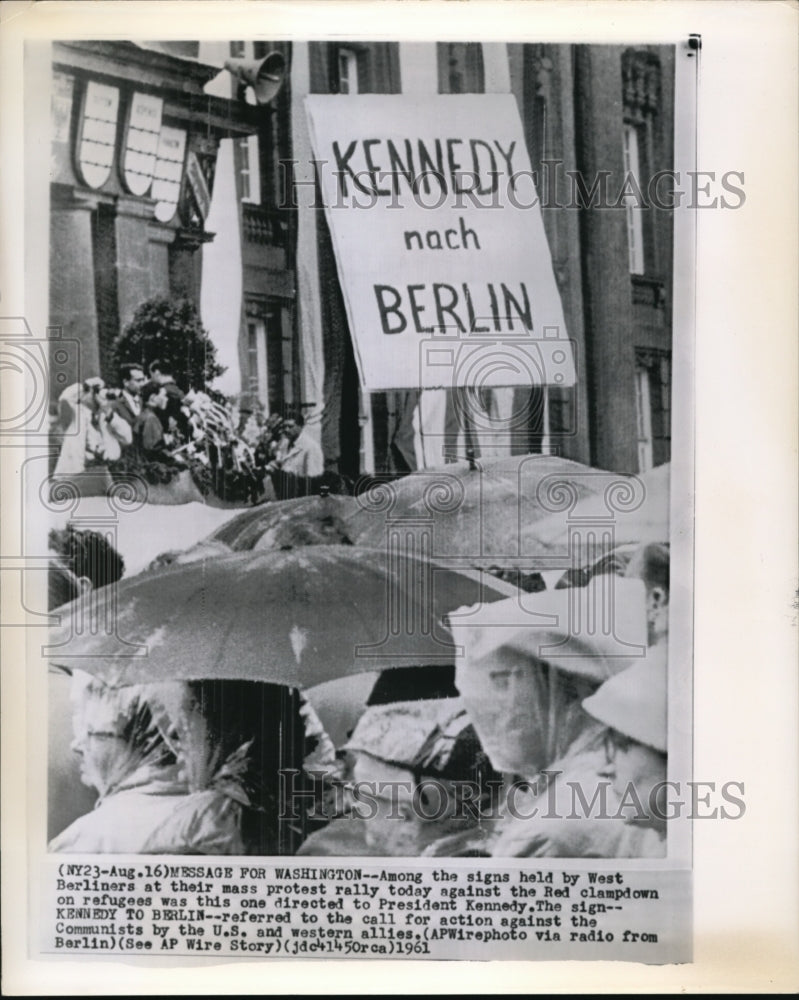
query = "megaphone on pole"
xmin=224 ymin=51 xmax=286 ymax=105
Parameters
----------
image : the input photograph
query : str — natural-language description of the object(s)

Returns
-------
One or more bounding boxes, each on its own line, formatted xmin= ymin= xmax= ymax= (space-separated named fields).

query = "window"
xmin=244 ymin=300 xmax=292 ymax=414
xmin=634 ymin=363 xmax=653 ymax=471
xmin=337 ymin=48 xmax=359 ymax=95
xmin=635 ymin=348 xmax=672 ymax=470
xmin=246 ymin=321 xmax=261 ymax=400
xmin=622 ymin=123 xmax=645 ymax=275
xmin=622 ymin=49 xmax=662 ymax=277
xmin=237 ymin=134 xmax=261 ymax=204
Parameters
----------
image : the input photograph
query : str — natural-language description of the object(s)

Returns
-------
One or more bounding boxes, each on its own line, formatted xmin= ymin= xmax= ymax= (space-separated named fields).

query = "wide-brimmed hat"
xmin=581 ymin=647 xmax=667 ymax=752
xmin=448 ymin=576 xmax=648 ymax=683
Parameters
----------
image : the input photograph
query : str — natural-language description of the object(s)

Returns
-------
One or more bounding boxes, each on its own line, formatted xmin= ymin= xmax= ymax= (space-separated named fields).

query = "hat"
xmin=448 ymin=576 xmax=648 ymax=683
xmin=344 ymin=697 xmax=489 ymax=780
xmin=581 ymin=648 xmax=667 ymax=752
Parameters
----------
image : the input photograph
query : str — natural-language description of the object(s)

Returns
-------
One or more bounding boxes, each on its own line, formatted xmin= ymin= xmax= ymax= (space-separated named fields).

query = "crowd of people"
xmin=49 ymin=541 xmax=670 ymax=858
xmin=50 ymin=361 xmax=327 ymax=503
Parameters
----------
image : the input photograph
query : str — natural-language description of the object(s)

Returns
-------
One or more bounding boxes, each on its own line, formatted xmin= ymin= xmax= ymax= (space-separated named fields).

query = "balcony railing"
xmin=242 ymin=204 xmax=290 ymax=249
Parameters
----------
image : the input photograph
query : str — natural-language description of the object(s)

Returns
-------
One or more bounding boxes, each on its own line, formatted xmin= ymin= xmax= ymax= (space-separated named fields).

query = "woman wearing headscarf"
xmin=143 ymin=680 xmax=325 ymax=855
xmin=48 ymin=672 xmax=188 ymax=853
xmin=425 ymin=576 xmax=664 ymax=858
xmin=297 ymin=696 xmax=501 ymax=857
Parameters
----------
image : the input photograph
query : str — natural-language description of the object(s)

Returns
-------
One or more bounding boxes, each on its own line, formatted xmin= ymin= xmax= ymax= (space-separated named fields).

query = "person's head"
xmin=343 ymin=698 xmax=499 ymax=855
xmin=282 ymin=412 xmax=305 ymax=443
xmin=625 ymin=542 xmax=669 ymax=646
xmin=148 ymin=358 xmax=177 ymax=386
xmin=69 ymin=672 xmax=173 ymax=799
xmin=582 ymin=652 xmax=667 ymax=829
xmin=449 ymin=578 xmax=648 ymax=777
xmin=79 ymin=377 xmax=105 ymax=410
xmin=119 ymin=363 xmax=147 ymax=396
xmin=51 ymin=525 xmax=125 ymax=590
xmin=141 ymin=382 xmax=167 ymax=410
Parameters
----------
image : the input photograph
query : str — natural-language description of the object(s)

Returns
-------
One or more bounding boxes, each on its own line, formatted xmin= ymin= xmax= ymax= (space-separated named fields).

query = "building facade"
xmin=48 ymin=41 xmax=256 ymax=393
xmin=208 ymin=40 xmax=674 ymax=479
xmin=49 ymin=41 xmax=674 ymax=479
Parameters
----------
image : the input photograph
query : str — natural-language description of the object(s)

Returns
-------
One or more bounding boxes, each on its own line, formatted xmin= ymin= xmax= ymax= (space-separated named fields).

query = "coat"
xmin=279 ymin=429 xmax=325 ymax=478
xmin=48 ymin=763 xmax=189 ymax=854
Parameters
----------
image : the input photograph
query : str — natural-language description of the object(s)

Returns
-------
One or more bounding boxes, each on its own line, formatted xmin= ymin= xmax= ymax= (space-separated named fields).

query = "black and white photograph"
xmin=1 ymin=0 xmax=797 ymax=994
xmin=41 ymin=36 xmax=685 ymax=863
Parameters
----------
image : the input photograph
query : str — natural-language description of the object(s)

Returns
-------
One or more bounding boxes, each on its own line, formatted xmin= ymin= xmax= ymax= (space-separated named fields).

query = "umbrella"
xmin=531 ymin=462 xmax=670 ymax=561
xmin=346 ymin=454 xmax=610 ymax=567
xmin=48 ymin=545 xmax=520 ymax=688
xmin=149 ymin=494 xmax=360 ymax=568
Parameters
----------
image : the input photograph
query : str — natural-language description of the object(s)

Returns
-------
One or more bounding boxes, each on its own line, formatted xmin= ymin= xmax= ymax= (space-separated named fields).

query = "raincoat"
xmin=423 ymin=580 xmax=661 ymax=858
xmin=145 ymin=680 xmax=322 ymax=855
xmin=49 ymin=676 xmax=189 ymax=854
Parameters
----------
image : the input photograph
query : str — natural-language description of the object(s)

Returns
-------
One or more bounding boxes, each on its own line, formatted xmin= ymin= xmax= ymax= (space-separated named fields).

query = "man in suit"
xmin=111 ymin=363 xmax=147 ymax=432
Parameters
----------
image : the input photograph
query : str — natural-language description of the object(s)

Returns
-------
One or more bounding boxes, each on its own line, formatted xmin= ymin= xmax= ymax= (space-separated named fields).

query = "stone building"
xmin=49 ymin=40 xmax=675 ymax=478
xmin=204 ymin=40 xmax=675 ymax=479
xmin=48 ymin=40 xmax=256 ymax=392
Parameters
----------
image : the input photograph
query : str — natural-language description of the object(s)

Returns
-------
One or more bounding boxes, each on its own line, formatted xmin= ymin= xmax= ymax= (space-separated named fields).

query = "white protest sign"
xmin=305 ymin=94 xmax=575 ymax=392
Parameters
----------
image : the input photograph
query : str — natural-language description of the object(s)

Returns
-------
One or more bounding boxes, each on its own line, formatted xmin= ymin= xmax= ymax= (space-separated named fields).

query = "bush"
xmin=114 ymin=297 xmax=226 ymax=391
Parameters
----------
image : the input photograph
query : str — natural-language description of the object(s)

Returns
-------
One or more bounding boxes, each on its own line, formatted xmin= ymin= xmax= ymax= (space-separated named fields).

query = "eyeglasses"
xmin=84 ymin=730 xmax=123 ymax=741
xmin=603 ymin=728 xmax=633 ymax=765
xmin=488 ymin=665 xmax=535 ymax=692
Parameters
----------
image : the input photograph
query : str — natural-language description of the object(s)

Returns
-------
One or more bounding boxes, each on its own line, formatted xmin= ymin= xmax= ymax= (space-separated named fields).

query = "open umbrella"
xmin=347 ymin=454 xmax=610 ymax=567
xmin=149 ymin=493 xmax=359 ymax=568
xmin=531 ymin=462 xmax=670 ymax=561
xmin=48 ymin=545 xmax=520 ymax=688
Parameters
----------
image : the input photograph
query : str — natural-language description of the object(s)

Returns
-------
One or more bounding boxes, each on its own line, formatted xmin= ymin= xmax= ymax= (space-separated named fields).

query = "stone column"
xmin=114 ymin=196 xmax=156 ymax=333
xmin=573 ymin=45 xmax=639 ymax=474
xmin=49 ymin=190 xmax=101 ymax=388
xmin=169 ymin=230 xmax=212 ymax=312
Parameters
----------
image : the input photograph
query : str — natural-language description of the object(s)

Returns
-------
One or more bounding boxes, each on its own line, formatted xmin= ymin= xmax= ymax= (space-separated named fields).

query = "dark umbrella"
xmin=149 ymin=493 xmax=359 ymax=568
xmin=48 ymin=545 xmax=520 ymax=687
xmin=346 ymin=454 xmax=609 ymax=568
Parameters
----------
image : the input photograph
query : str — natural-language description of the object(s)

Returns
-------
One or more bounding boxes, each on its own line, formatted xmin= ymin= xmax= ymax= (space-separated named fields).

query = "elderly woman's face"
xmin=456 ymin=653 xmax=549 ymax=777
xmin=71 ymin=705 xmax=127 ymax=796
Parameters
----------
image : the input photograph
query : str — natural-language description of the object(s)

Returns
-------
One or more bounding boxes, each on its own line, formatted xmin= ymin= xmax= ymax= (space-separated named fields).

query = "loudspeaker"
xmin=224 ymin=52 xmax=286 ymax=105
